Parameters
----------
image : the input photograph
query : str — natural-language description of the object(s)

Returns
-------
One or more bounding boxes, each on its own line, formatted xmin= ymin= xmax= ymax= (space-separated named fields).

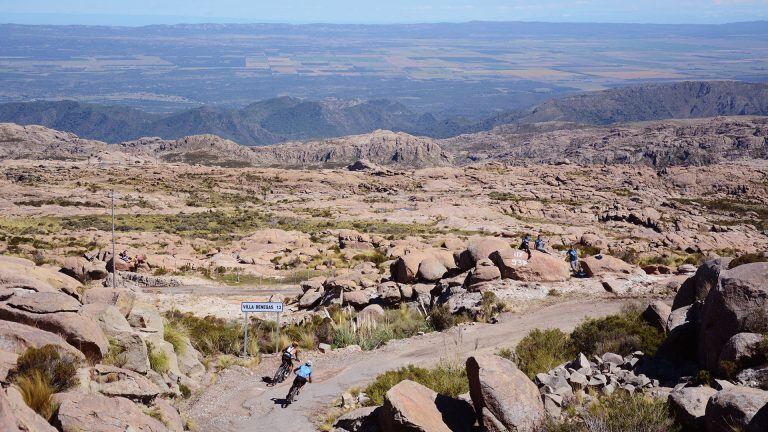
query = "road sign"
xmin=241 ymin=302 xmax=284 ymax=358
xmin=241 ymin=302 xmax=284 ymax=313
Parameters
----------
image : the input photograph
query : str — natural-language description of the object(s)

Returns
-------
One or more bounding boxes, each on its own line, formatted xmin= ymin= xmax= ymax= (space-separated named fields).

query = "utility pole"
xmin=111 ymin=189 xmax=116 ymax=290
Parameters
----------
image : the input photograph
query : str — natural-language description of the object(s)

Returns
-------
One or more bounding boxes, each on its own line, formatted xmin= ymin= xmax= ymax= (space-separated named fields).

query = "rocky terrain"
xmin=443 ymin=116 xmax=768 ymax=166
xmin=3 ymin=114 xmax=768 ymax=168
xmin=0 ymin=254 xmax=205 ymax=431
xmin=0 ymin=112 xmax=766 ymax=431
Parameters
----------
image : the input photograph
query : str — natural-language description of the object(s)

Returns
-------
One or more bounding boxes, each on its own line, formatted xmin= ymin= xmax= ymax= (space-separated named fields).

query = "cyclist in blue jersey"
xmin=288 ymin=360 xmax=312 ymax=401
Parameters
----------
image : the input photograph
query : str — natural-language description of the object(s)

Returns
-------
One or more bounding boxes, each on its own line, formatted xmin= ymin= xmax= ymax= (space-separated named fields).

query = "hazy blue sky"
xmin=1 ymin=0 xmax=767 ymax=25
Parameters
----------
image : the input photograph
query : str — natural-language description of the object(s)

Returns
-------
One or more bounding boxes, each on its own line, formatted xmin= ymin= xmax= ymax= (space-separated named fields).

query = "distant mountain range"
xmin=1 ymin=81 xmax=767 ymax=146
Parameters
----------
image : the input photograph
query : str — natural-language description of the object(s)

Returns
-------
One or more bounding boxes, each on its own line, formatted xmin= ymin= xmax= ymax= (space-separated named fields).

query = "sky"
xmin=1 ymin=0 xmax=767 ymax=25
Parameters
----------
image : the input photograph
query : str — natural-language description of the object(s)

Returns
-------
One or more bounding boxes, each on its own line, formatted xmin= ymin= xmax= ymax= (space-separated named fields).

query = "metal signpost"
xmin=240 ymin=302 xmax=284 ymax=357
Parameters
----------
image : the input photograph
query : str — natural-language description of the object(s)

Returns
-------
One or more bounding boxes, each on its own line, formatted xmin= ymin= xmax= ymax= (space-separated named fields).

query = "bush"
xmin=16 ymin=371 xmax=56 ymax=421
xmin=165 ymin=311 xmax=242 ymax=356
xmin=332 ymin=305 xmax=431 ymax=350
xmin=103 ymin=338 xmax=128 ymax=368
xmin=583 ymin=392 xmax=679 ymax=432
xmin=537 ymin=392 xmax=679 ymax=432
xmin=164 ymin=322 xmax=189 ymax=355
xmin=569 ymin=307 xmax=664 ymax=357
xmin=363 ymin=363 xmax=468 ymax=406
xmin=480 ymin=291 xmax=506 ymax=322
xmin=430 ymin=304 xmax=455 ymax=331
xmin=14 ymin=345 xmax=78 ymax=393
xmin=729 ymin=252 xmax=767 ymax=269
xmin=147 ymin=342 xmax=170 ymax=374
xmin=515 ymin=328 xmax=574 ymax=379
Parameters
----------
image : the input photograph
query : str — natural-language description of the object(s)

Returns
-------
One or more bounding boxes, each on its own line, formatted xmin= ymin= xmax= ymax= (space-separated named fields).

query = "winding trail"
xmin=187 ymin=298 xmax=625 ymax=432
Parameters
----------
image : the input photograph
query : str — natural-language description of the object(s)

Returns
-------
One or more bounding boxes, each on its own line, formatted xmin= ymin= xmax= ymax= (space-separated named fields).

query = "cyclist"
xmin=283 ymin=342 xmax=300 ymax=368
xmin=289 ymin=360 xmax=313 ymax=401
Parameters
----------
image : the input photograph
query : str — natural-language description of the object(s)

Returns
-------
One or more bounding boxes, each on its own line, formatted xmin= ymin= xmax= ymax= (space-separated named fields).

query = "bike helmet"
xmin=305 ymin=360 xmax=312 ymax=366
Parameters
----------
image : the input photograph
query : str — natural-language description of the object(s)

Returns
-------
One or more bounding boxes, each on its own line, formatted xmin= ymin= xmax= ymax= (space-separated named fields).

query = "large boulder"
xmin=1 ymin=386 xmax=58 ymax=432
xmin=490 ymin=249 xmax=570 ymax=282
xmin=176 ymin=338 xmax=205 ymax=380
xmin=83 ymin=288 xmax=136 ymax=317
xmin=0 ymin=349 xmax=17 ymax=382
xmin=60 ymin=257 xmax=109 ymax=283
xmin=579 ymin=255 xmax=638 ymax=277
xmin=334 ymin=406 xmax=380 ymax=432
xmin=0 ymin=303 xmax=108 ymax=361
xmin=673 ymin=258 xmax=730 ymax=311
xmin=704 ymin=386 xmax=768 ymax=432
xmin=0 ymin=320 xmax=85 ymax=361
xmin=698 ymin=263 xmax=768 ymax=372
xmin=377 ymin=282 xmax=402 ymax=306
xmin=80 ymin=303 xmax=132 ymax=337
xmin=84 ymin=364 xmax=162 ymax=403
xmin=467 ymin=259 xmax=501 ymax=287
xmin=391 ymin=253 xmax=429 ymax=284
xmin=719 ymin=333 xmax=766 ymax=372
xmin=127 ymin=302 xmax=164 ymax=333
xmin=642 ymin=301 xmax=672 ymax=333
xmin=299 ymin=289 xmax=323 ymax=309
xmin=378 ymin=380 xmax=474 ymax=432
xmin=464 ymin=238 xmax=511 ymax=267
xmin=109 ymin=331 xmax=151 ymax=374
xmin=466 ymin=355 xmax=544 ymax=432
xmin=0 ymin=256 xmax=83 ymax=300
xmin=344 ymin=289 xmax=374 ymax=309
xmin=54 ymin=391 xmax=169 ymax=432
xmin=5 ymin=291 xmax=81 ymax=314
xmin=418 ymin=257 xmax=448 ymax=282
xmin=668 ymin=386 xmax=718 ymax=430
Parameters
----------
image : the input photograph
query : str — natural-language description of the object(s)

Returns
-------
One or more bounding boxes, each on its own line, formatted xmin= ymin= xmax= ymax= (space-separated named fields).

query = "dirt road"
xmin=187 ymin=298 xmax=625 ymax=432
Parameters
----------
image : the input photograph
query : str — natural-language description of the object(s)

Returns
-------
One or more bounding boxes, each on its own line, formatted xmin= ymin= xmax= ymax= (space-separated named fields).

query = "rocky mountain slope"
xmin=2 ymin=115 xmax=767 ymax=169
xmin=441 ymin=116 xmax=768 ymax=166
xmin=479 ymin=81 xmax=768 ymax=130
xmin=2 ymin=81 xmax=767 ymax=147
xmin=0 ymin=123 xmax=452 ymax=168
xmin=0 ymin=97 xmax=465 ymax=145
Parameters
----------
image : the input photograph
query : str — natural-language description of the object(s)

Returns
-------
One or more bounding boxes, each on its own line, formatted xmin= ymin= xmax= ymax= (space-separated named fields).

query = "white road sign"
xmin=241 ymin=302 xmax=284 ymax=313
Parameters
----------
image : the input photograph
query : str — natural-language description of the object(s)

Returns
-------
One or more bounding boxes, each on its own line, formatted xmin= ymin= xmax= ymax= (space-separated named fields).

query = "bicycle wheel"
xmin=287 ymin=384 xmax=299 ymax=403
xmin=273 ymin=364 xmax=287 ymax=384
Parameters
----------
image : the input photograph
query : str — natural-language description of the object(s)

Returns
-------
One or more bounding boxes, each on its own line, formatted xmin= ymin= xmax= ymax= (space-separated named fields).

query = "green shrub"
xmin=537 ymin=392 xmax=679 ymax=432
xmin=165 ymin=311 xmax=242 ymax=356
xmin=569 ymin=307 xmax=664 ymax=357
xmin=103 ymin=338 xmax=128 ymax=368
xmin=583 ymin=392 xmax=679 ymax=432
xmin=164 ymin=322 xmax=189 ymax=355
xmin=480 ymin=291 xmax=506 ymax=322
xmin=515 ymin=328 xmax=575 ymax=379
xmin=332 ymin=305 xmax=431 ymax=350
xmin=363 ymin=363 xmax=468 ymax=406
xmin=179 ymin=383 xmax=192 ymax=398
xmin=14 ymin=345 xmax=78 ymax=392
xmin=430 ymin=304 xmax=456 ymax=331
xmin=16 ymin=370 xmax=57 ymax=421
xmin=729 ymin=252 xmax=768 ymax=269
xmin=147 ymin=342 xmax=170 ymax=374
